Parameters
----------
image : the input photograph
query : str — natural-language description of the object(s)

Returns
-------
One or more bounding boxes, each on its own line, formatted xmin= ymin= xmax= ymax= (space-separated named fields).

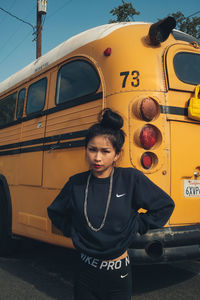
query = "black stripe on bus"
xmin=0 ymin=130 xmax=88 ymax=151
xmin=0 ymin=139 xmax=86 ymax=156
xmin=160 ymin=105 xmax=188 ymax=116
xmin=0 ymin=92 xmax=103 ymax=130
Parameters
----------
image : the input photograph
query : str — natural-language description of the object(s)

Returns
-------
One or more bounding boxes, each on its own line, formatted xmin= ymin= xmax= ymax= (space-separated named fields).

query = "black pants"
xmin=74 ymin=253 xmax=132 ymax=300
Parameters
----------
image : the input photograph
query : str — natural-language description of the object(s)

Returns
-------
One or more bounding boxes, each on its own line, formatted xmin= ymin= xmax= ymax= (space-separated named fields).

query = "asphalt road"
xmin=0 ymin=239 xmax=199 ymax=299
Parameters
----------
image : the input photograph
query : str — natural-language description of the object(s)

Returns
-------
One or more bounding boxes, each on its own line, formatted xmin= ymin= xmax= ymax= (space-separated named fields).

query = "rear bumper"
xmin=129 ymin=224 xmax=200 ymax=264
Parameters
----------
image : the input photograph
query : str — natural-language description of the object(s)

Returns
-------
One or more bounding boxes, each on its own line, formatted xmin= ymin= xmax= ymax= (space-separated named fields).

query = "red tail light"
xmin=140 ymin=125 xmax=157 ymax=149
xmin=141 ymin=153 xmax=152 ymax=169
xmin=140 ymin=97 xmax=158 ymax=121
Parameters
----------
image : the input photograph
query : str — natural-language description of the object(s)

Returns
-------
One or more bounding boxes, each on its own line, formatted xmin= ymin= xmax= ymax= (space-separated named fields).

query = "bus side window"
xmin=55 ymin=60 xmax=100 ymax=105
xmin=16 ymin=88 xmax=26 ymax=119
xmin=0 ymin=92 xmax=17 ymax=126
xmin=26 ymin=77 xmax=47 ymax=115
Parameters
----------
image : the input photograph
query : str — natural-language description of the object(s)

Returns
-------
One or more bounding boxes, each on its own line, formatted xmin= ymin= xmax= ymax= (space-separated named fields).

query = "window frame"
xmin=16 ymin=88 xmax=26 ymax=119
xmin=26 ymin=77 xmax=47 ymax=115
xmin=173 ymin=52 xmax=200 ymax=86
xmin=55 ymin=59 xmax=101 ymax=107
xmin=165 ymin=44 xmax=200 ymax=92
xmin=0 ymin=92 xmax=17 ymax=126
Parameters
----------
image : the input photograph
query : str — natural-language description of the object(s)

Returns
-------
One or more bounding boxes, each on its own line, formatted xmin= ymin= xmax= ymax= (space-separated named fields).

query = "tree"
xmin=171 ymin=11 xmax=200 ymax=39
xmin=109 ymin=0 xmax=140 ymax=23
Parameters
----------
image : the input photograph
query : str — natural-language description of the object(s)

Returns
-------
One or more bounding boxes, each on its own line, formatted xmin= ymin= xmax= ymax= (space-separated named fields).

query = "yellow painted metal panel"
xmin=170 ymin=121 xmax=200 ymax=224
xmin=45 ymin=103 xmax=101 ymax=136
xmin=0 ymin=125 xmax=21 ymax=185
xmin=0 ymin=124 xmax=21 ymax=145
xmin=18 ymin=152 xmax=43 ymax=186
xmin=18 ymin=212 xmax=48 ymax=232
xmin=43 ymin=100 xmax=102 ymax=189
xmin=11 ymin=185 xmax=74 ymax=248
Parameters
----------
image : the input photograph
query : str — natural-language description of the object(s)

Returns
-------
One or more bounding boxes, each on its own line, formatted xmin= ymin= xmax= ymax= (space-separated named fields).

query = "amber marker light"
xmin=140 ymin=97 xmax=159 ymax=121
xmin=104 ymin=47 xmax=112 ymax=56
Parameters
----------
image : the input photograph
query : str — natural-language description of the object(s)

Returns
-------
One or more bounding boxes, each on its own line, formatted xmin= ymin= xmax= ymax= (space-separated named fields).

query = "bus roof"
xmin=0 ymin=22 xmax=147 ymax=95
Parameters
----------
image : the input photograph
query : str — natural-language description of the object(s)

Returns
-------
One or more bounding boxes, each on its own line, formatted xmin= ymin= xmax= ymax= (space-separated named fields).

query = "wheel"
xmin=0 ymin=184 xmax=12 ymax=256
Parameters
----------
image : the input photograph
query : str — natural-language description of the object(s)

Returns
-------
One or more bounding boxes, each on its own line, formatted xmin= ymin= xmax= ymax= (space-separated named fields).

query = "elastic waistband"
xmin=80 ymin=253 xmax=130 ymax=271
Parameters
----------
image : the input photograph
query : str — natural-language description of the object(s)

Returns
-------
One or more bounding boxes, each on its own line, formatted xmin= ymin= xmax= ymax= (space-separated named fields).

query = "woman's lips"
xmin=93 ymin=164 xmax=102 ymax=168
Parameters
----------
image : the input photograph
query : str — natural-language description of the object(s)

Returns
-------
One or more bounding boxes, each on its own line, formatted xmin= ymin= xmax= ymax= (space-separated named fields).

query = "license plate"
xmin=184 ymin=180 xmax=200 ymax=197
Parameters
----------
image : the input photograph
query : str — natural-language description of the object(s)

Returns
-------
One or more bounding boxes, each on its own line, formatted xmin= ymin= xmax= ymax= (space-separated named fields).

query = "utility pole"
xmin=36 ymin=0 xmax=47 ymax=59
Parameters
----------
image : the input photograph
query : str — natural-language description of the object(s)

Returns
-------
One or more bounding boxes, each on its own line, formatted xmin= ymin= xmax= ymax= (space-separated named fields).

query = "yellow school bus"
xmin=0 ymin=17 xmax=199 ymax=263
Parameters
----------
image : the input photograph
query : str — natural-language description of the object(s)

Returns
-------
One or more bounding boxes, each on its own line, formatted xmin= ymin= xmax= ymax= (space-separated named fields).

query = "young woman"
xmin=47 ymin=108 xmax=174 ymax=300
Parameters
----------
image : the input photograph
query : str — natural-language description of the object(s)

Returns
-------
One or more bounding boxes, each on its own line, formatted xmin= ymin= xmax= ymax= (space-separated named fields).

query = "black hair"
xmin=85 ymin=108 xmax=125 ymax=154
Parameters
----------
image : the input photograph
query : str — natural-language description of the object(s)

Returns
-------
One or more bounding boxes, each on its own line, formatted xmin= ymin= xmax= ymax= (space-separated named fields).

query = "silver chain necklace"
xmin=84 ymin=168 xmax=114 ymax=232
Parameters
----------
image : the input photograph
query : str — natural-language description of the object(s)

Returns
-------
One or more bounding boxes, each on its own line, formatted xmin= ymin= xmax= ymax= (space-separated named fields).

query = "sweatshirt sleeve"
xmin=134 ymin=171 xmax=175 ymax=235
xmin=47 ymin=178 xmax=73 ymax=237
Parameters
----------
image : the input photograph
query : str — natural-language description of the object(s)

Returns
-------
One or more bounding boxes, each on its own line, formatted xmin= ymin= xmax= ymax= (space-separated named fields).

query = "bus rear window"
xmin=55 ymin=60 xmax=100 ymax=105
xmin=173 ymin=52 xmax=200 ymax=85
xmin=0 ymin=92 xmax=17 ymax=126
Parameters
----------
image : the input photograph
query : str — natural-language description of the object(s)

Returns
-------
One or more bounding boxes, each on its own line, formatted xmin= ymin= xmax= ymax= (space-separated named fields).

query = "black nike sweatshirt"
xmin=47 ymin=167 xmax=174 ymax=260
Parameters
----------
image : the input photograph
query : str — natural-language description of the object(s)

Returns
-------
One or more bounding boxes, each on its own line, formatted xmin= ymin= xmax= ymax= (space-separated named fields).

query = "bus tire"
xmin=0 ymin=183 xmax=12 ymax=256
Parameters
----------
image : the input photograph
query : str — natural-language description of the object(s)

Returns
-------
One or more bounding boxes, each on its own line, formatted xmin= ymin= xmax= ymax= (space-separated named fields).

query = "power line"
xmin=0 ymin=22 xmax=23 ymax=51
xmin=0 ymin=4 xmax=36 ymax=53
xmin=0 ymin=30 xmax=33 ymax=66
xmin=0 ymin=0 xmax=17 ymax=26
xmin=187 ymin=11 xmax=200 ymax=18
xmin=47 ymin=0 xmax=72 ymax=19
xmin=0 ymin=6 xmax=35 ymax=30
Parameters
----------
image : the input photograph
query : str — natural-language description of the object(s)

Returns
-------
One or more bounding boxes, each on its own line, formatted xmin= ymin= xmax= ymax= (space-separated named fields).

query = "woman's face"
xmin=86 ymin=135 xmax=120 ymax=178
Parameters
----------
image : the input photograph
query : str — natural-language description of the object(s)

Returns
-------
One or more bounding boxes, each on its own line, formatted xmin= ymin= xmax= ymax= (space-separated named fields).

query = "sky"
xmin=0 ymin=0 xmax=199 ymax=82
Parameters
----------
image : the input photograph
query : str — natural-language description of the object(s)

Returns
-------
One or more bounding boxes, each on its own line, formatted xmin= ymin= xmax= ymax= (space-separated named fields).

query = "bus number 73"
xmin=120 ymin=70 xmax=140 ymax=88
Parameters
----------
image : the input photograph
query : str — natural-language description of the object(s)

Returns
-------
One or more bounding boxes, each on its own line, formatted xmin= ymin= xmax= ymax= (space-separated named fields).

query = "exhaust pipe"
xmin=147 ymin=16 xmax=176 ymax=46
xmin=145 ymin=240 xmax=164 ymax=259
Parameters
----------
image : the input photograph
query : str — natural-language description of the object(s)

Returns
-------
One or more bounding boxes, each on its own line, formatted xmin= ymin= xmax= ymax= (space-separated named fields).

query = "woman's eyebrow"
xmin=88 ymin=145 xmax=111 ymax=150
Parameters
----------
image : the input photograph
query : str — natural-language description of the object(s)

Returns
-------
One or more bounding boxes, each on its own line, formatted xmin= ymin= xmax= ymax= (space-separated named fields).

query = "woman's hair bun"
xmin=98 ymin=108 xmax=123 ymax=130
xmin=85 ymin=108 xmax=125 ymax=153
